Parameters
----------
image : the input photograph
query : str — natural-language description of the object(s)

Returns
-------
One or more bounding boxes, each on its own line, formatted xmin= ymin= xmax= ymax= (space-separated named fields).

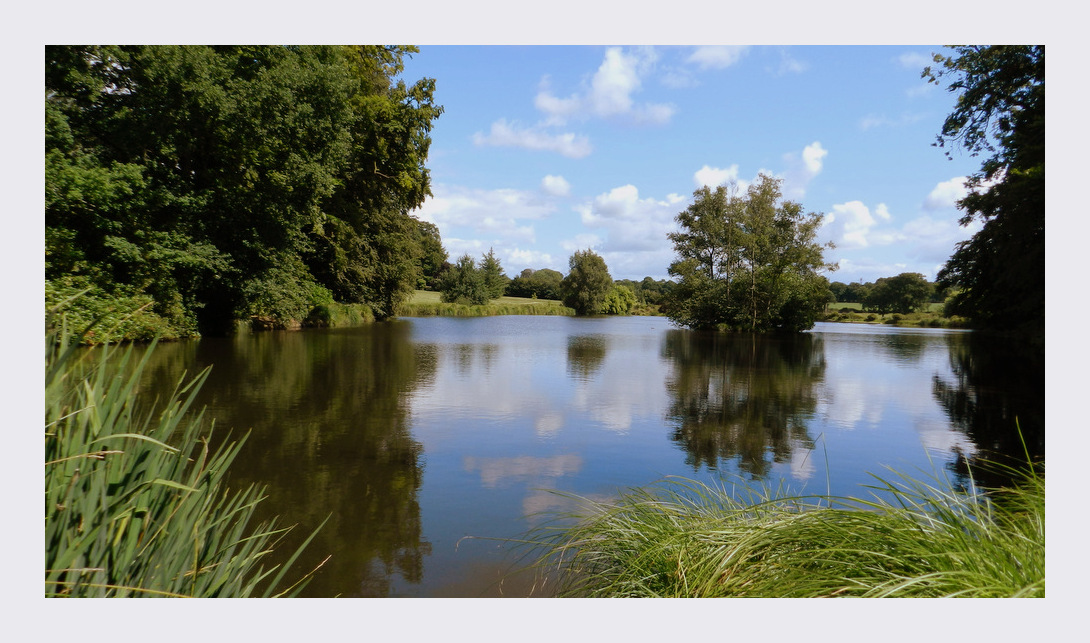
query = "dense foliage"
xmin=46 ymin=45 xmax=444 ymax=339
xmin=439 ymin=255 xmax=484 ymax=304
xmin=560 ymin=249 xmax=614 ymax=315
xmin=862 ymin=272 xmax=934 ymax=314
xmin=506 ymin=268 xmax=564 ymax=300
xmin=925 ymin=46 xmax=1044 ymax=334
xmin=664 ymin=175 xmax=833 ymax=332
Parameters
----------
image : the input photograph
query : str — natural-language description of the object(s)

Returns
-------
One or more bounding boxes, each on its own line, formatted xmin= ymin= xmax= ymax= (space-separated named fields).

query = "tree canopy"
xmin=862 ymin=272 xmax=934 ymax=315
xmin=560 ymin=250 xmax=614 ymax=315
xmin=925 ymin=45 xmax=1044 ymax=334
xmin=664 ymin=175 xmax=833 ymax=332
xmin=46 ymin=45 xmax=444 ymax=337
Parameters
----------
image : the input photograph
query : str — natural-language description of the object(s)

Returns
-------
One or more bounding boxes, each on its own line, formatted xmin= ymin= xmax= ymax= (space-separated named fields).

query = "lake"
xmin=124 ymin=316 xmax=1043 ymax=597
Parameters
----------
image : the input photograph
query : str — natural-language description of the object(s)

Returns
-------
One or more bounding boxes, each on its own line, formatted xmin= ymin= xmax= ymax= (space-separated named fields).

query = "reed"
xmin=525 ymin=461 xmax=1043 ymax=598
xmin=44 ymin=315 xmax=324 ymax=597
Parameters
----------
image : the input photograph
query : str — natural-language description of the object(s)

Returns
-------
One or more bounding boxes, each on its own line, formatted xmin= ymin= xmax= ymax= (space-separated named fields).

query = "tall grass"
xmin=45 ymin=314 xmax=324 ymax=597
xmin=525 ymin=463 xmax=1044 ymax=598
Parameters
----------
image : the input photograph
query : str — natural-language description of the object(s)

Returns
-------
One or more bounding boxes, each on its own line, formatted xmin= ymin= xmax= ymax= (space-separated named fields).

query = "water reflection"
xmin=125 ymin=324 xmax=434 ymax=597
xmin=566 ymin=335 xmax=608 ymax=382
xmin=932 ymin=333 xmax=1045 ymax=485
xmin=661 ymin=330 xmax=824 ymax=477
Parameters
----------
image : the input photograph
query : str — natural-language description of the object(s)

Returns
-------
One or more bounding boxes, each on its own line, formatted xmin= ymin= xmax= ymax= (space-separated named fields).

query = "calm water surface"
xmin=125 ymin=316 xmax=1043 ymax=597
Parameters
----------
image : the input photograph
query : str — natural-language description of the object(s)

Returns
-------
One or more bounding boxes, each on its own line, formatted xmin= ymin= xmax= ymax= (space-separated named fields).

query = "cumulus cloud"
xmin=535 ymin=47 xmax=676 ymax=126
xmin=823 ymin=200 xmax=890 ymax=249
xmin=541 ymin=174 xmax=571 ymax=197
xmin=686 ymin=45 xmax=749 ymax=70
xmin=416 ymin=183 xmax=557 ymax=254
xmin=924 ymin=176 xmax=969 ymax=210
xmin=783 ymin=141 xmax=827 ymax=198
xmin=472 ymin=119 xmax=592 ymax=158
xmin=571 ymin=185 xmax=687 ymax=278
xmin=693 ymin=164 xmax=743 ymax=189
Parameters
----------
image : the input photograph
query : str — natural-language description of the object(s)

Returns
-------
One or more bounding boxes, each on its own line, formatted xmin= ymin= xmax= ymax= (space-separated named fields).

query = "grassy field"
xmin=400 ymin=290 xmax=574 ymax=317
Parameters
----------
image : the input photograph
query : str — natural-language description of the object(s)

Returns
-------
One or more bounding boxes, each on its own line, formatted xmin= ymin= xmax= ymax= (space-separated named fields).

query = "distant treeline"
xmin=505 ymin=268 xmax=673 ymax=307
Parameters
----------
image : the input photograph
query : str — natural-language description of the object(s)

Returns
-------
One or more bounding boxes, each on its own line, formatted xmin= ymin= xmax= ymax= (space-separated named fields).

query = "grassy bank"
xmin=400 ymin=290 xmax=575 ymax=317
xmin=45 ymin=317 xmax=322 ymax=597
xmin=821 ymin=304 xmax=971 ymax=329
xmin=526 ymin=463 xmax=1043 ymax=598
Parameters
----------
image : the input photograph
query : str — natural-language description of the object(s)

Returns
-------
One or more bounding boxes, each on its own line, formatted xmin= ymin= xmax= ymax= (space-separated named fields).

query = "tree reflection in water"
xmin=128 ymin=324 xmax=436 ymax=597
xmin=932 ymin=332 xmax=1044 ymax=487
xmin=661 ymin=330 xmax=825 ymax=478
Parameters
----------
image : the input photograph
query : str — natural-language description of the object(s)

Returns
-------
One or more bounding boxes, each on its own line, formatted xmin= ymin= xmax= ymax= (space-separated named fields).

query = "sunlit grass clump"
xmin=45 ymin=314 xmax=323 ymax=597
xmin=527 ymin=465 xmax=1043 ymax=598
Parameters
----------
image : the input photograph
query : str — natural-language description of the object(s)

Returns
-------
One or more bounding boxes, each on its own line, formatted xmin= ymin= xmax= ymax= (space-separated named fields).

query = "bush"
xmin=46 ymin=276 xmax=193 ymax=344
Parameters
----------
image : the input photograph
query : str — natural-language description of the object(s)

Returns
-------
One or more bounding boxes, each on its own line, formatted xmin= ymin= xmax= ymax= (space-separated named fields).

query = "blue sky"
xmin=400 ymin=45 xmax=986 ymax=284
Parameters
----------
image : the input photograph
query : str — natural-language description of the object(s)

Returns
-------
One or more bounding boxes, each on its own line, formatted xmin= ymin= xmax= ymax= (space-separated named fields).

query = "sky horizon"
xmin=401 ymin=45 xmax=986 ymax=285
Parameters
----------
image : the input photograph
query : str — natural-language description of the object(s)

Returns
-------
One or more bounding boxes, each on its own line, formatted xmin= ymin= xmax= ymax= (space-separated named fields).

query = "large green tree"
xmin=665 ymin=174 xmax=833 ymax=332
xmin=46 ymin=45 xmax=443 ymax=336
xmin=925 ymin=46 xmax=1044 ymax=334
xmin=560 ymin=250 xmax=614 ymax=315
xmin=863 ymin=272 xmax=934 ymax=314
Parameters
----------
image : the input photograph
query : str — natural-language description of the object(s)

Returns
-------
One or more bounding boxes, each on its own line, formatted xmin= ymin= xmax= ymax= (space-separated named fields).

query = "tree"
xmin=439 ymin=254 xmax=488 ymax=305
xmin=45 ymin=45 xmax=444 ymax=334
xmin=507 ymin=268 xmax=563 ymax=300
xmin=414 ymin=221 xmax=448 ymax=290
xmin=480 ymin=248 xmax=509 ymax=299
xmin=601 ymin=285 xmax=638 ymax=315
xmin=561 ymin=250 xmax=613 ymax=315
xmin=864 ymin=272 xmax=934 ymax=314
xmin=665 ymin=174 xmax=834 ymax=332
xmin=924 ymin=46 xmax=1044 ymax=334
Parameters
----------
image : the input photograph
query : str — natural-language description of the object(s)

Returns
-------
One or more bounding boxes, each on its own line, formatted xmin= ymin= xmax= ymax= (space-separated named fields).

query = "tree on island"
xmin=925 ymin=46 xmax=1044 ymax=334
xmin=664 ymin=174 xmax=834 ymax=332
xmin=561 ymin=249 xmax=614 ymax=315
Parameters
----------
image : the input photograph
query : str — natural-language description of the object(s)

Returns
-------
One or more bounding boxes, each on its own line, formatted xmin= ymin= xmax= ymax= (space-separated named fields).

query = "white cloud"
xmin=860 ymin=112 xmax=927 ymax=131
xmin=472 ymin=119 xmax=592 ymax=158
xmin=823 ymin=200 xmax=887 ymax=249
xmin=776 ymin=49 xmax=808 ymax=75
xmin=541 ymin=174 xmax=571 ymax=197
xmin=693 ymin=164 xmax=742 ymax=189
xmin=571 ymin=185 xmax=687 ymax=278
xmin=924 ymin=176 xmax=968 ymax=210
xmin=686 ymin=45 xmax=749 ymax=70
xmin=898 ymin=52 xmax=933 ymax=69
xmin=560 ymin=232 xmax=604 ymax=252
xmin=783 ymin=141 xmax=827 ymax=198
xmin=416 ymin=184 xmax=557 ymax=258
xmin=535 ymin=47 xmax=676 ymax=126
xmin=507 ymin=247 xmax=558 ymax=272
